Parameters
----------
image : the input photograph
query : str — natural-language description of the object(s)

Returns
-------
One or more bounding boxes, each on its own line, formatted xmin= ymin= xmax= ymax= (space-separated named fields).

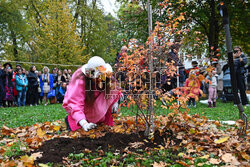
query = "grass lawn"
xmin=0 ymin=100 xmax=249 ymax=128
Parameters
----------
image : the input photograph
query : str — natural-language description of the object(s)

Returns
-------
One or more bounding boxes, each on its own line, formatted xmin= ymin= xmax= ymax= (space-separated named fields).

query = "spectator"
xmin=68 ymin=69 xmax=72 ymax=82
xmin=40 ymin=66 xmax=53 ymax=106
xmin=63 ymin=69 xmax=69 ymax=83
xmin=0 ymin=64 xmax=4 ymax=107
xmin=233 ymin=46 xmax=248 ymax=106
xmin=37 ymin=71 xmax=43 ymax=105
xmin=207 ymin=68 xmax=218 ymax=108
xmin=184 ymin=69 xmax=200 ymax=108
xmin=27 ymin=66 xmax=39 ymax=106
xmin=55 ymin=70 xmax=66 ymax=99
xmin=52 ymin=68 xmax=58 ymax=91
xmin=15 ymin=68 xmax=28 ymax=107
xmin=168 ymin=44 xmax=185 ymax=88
xmin=114 ymin=46 xmax=128 ymax=70
xmin=22 ymin=68 xmax=27 ymax=75
xmin=3 ymin=63 xmax=14 ymax=107
xmin=58 ymin=82 xmax=67 ymax=103
xmin=12 ymin=64 xmax=22 ymax=106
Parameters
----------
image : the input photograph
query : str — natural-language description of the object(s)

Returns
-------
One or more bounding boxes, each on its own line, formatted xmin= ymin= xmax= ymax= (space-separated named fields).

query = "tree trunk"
xmin=11 ymin=30 xmax=18 ymax=61
xmin=208 ymin=0 xmax=219 ymax=57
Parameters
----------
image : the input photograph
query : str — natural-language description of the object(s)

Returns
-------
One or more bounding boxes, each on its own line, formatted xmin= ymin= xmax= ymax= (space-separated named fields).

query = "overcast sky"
xmin=100 ymin=0 xmax=120 ymax=17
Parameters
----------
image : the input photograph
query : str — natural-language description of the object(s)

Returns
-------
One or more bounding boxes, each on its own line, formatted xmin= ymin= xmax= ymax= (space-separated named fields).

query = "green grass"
xmin=0 ymin=104 xmax=67 ymax=128
xmin=0 ymin=100 xmax=249 ymax=128
xmin=121 ymin=99 xmax=250 ymax=121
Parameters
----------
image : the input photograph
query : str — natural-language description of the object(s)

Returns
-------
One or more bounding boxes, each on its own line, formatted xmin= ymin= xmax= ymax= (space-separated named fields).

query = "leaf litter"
xmin=0 ymin=112 xmax=249 ymax=166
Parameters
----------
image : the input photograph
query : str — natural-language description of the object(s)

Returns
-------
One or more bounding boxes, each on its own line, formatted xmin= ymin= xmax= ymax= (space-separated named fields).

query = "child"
xmin=207 ymin=69 xmax=218 ymax=108
xmin=184 ymin=70 xmax=200 ymax=108
xmin=15 ymin=68 xmax=28 ymax=107
xmin=57 ymin=82 xmax=67 ymax=103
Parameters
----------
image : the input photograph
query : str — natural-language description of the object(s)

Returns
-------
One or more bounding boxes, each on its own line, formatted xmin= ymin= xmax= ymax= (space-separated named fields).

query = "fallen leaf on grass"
xmin=221 ymin=153 xmax=240 ymax=165
xmin=200 ymin=154 xmax=209 ymax=159
xmin=129 ymin=142 xmax=144 ymax=148
xmin=209 ymin=158 xmax=221 ymax=164
xmin=153 ymin=161 xmax=166 ymax=167
xmin=177 ymin=161 xmax=189 ymax=167
xmin=39 ymin=164 xmax=49 ymax=167
xmin=30 ymin=152 xmax=43 ymax=160
xmin=20 ymin=155 xmax=34 ymax=166
xmin=53 ymin=126 xmax=60 ymax=131
xmin=240 ymin=152 xmax=250 ymax=160
xmin=1 ymin=125 xmax=14 ymax=136
xmin=37 ymin=128 xmax=45 ymax=138
xmin=214 ymin=136 xmax=229 ymax=144
xmin=113 ymin=125 xmax=125 ymax=133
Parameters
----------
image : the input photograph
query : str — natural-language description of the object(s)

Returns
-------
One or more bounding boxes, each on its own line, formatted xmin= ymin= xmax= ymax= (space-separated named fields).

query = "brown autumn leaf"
xmin=20 ymin=155 xmax=34 ymax=166
xmin=113 ymin=125 xmax=125 ymax=133
xmin=153 ymin=161 xmax=167 ymax=167
xmin=221 ymin=153 xmax=240 ymax=166
xmin=240 ymin=152 xmax=250 ymax=160
xmin=4 ymin=160 xmax=16 ymax=167
xmin=209 ymin=158 xmax=221 ymax=164
xmin=37 ymin=128 xmax=45 ymax=138
xmin=1 ymin=125 xmax=14 ymax=136
xmin=30 ymin=152 xmax=43 ymax=160
xmin=129 ymin=142 xmax=144 ymax=148
xmin=177 ymin=161 xmax=189 ymax=167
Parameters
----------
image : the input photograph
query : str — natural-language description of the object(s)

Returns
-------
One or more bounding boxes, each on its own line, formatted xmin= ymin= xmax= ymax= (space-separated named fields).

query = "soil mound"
xmin=34 ymin=130 xmax=180 ymax=164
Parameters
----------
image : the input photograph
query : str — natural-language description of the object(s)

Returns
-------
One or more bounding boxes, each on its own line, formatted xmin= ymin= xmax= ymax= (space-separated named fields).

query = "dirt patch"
xmin=34 ymin=130 xmax=180 ymax=164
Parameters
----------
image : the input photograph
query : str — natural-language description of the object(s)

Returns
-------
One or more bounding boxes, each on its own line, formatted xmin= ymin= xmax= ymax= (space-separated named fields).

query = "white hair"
xmin=43 ymin=66 xmax=50 ymax=73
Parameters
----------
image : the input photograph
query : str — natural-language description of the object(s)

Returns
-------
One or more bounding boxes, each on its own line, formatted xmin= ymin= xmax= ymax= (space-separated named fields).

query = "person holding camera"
xmin=233 ymin=46 xmax=248 ymax=106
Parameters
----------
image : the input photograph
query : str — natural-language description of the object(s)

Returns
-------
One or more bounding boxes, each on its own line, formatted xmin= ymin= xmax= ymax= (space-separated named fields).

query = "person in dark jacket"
xmin=27 ymin=66 xmax=39 ymax=106
xmin=57 ymin=82 xmax=67 ymax=103
xmin=168 ymin=44 xmax=185 ymax=88
xmin=55 ymin=70 xmax=66 ymax=100
xmin=233 ymin=46 xmax=248 ymax=106
xmin=0 ymin=64 xmax=4 ymax=107
xmin=52 ymin=68 xmax=58 ymax=90
xmin=2 ymin=63 xmax=14 ymax=107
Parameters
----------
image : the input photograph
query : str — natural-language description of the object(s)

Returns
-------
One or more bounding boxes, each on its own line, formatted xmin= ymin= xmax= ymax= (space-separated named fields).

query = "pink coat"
xmin=63 ymin=68 xmax=122 ymax=131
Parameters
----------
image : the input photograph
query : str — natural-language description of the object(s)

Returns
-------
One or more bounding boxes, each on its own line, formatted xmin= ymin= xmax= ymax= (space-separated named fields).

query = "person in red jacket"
xmin=12 ymin=64 xmax=22 ymax=106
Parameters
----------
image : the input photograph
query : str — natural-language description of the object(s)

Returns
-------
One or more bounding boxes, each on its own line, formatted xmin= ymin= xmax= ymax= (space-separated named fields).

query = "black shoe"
xmin=65 ymin=116 xmax=72 ymax=131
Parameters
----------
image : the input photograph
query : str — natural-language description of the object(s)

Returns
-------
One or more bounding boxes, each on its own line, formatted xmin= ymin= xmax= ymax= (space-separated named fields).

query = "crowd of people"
xmin=0 ymin=63 xmax=71 ymax=107
xmin=0 ymin=46 xmax=248 ymax=109
xmin=114 ymin=45 xmax=249 ymax=108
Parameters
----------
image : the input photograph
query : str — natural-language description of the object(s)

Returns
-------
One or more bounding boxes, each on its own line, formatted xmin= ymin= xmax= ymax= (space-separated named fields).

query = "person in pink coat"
xmin=63 ymin=56 xmax=122 ymax=131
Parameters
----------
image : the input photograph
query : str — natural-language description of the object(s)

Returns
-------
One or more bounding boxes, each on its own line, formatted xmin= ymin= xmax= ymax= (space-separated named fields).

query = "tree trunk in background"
xmin=11 ymin=30 xmax=18 ymax=61
xmin=208 ymin=0 xmax=219 ymax=56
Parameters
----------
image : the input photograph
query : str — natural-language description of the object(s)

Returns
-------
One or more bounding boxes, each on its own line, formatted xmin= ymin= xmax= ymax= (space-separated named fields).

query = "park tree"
xmin=0 ymin=0 xmax=29 ymax=61
xmin=117 ymin=0 xmax=249 ymax=57
xmin=70 ymin=0 xmax=121 ymax=64
xmin=28 ymin=0 xmax=86 ymax=65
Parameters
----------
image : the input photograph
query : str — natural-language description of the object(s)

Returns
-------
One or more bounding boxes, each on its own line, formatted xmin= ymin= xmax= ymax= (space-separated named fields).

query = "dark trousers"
xmin=27 ymin=85 xmax=39 ymax=105
xmin=188 ymin=98 xmax=196 ymax=106
xmin=0 ymin=86 xmax=3 ymax=107
xmin=235 ymin=74 xmax=248 ymax=105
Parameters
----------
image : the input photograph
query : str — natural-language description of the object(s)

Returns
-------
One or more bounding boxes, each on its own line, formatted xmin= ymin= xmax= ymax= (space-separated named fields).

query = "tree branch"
xmin=30 ymin=0 xmax=46 ymax=25
xmin=193 ymin=17 xmax=209 ymax=36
